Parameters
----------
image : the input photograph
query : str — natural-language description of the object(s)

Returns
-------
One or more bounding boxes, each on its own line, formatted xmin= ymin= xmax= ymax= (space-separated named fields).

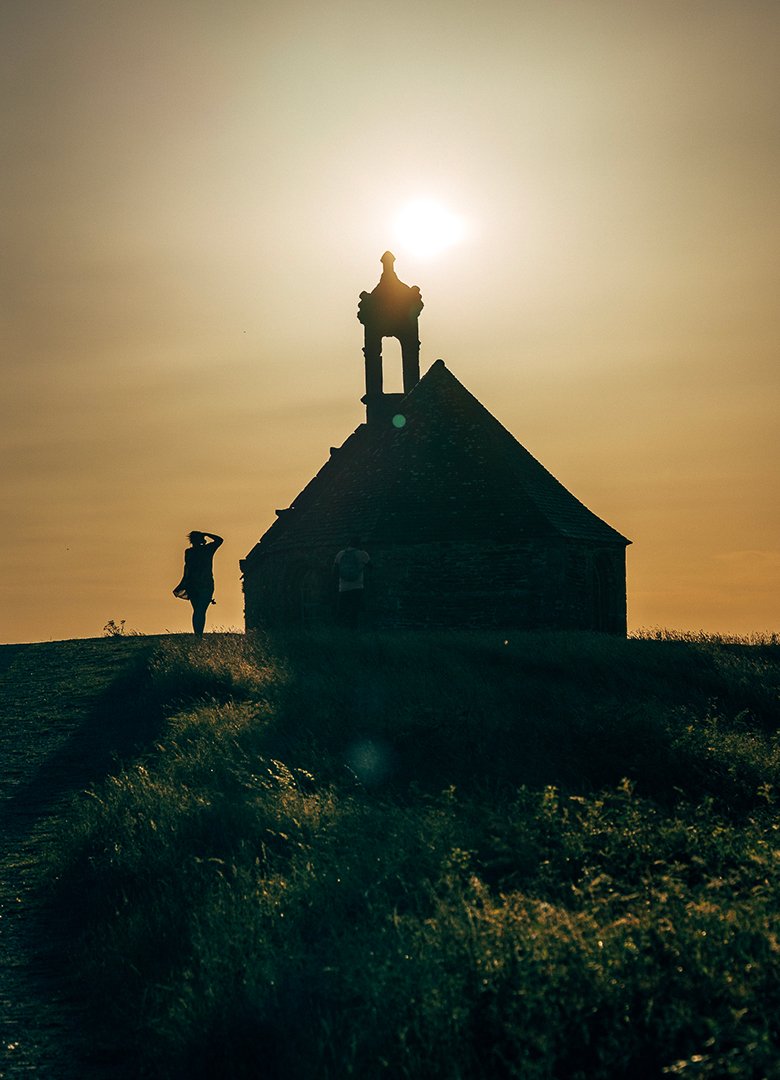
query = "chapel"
xmin=241 ymin=254 xmax=630 ymax=632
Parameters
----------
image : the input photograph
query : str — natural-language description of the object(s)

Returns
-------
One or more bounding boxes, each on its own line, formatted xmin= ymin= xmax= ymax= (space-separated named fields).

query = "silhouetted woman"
xmin=173 ymin=531 xmax=223 ymax=637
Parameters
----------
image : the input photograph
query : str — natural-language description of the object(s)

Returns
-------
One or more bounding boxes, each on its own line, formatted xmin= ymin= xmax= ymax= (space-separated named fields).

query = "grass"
xmin=43 ymin=629 xmax=780 ymax=1078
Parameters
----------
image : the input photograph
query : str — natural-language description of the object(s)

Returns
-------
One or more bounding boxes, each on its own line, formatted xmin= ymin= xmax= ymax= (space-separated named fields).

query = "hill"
xmin=3 ymin=630 xmax=780 ymax=1078
xmin=0 ymin=635 xmax=162 ymax=1078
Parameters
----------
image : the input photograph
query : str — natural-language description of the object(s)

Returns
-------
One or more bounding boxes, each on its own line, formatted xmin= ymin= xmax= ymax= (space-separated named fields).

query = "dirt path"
xmin=0 ymin=637 xmax=158 ymax=1079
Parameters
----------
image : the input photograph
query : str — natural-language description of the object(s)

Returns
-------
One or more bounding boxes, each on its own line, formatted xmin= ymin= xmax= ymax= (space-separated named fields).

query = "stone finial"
xmin=358 ymin=253 xmax=423 ymax=336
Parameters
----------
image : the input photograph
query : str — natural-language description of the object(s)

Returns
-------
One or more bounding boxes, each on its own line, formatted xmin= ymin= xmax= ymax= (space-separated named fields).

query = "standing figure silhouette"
xmin=173 ymin=531 xmax=223 ymax=636
xmin=333 ymin=537 xmax=370 ymax=627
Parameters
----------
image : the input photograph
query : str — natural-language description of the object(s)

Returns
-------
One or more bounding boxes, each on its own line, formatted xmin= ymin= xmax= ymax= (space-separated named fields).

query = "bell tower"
xmin=357 ymin=252 xmax=424 ymax=425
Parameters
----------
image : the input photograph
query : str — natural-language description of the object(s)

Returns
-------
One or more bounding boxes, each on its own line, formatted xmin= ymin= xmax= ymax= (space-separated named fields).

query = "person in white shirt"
xmin=333 ymin=537 xmax=370 ymax=626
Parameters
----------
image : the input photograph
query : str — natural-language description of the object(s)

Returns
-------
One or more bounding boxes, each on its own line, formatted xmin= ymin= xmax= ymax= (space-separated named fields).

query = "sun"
xmin=392 ymin=198 xmax=467 ymax=259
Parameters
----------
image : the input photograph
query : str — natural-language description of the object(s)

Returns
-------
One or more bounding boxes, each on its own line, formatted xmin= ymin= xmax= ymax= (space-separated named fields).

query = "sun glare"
xmin=393 ymin=199 xmax=466 ymax=258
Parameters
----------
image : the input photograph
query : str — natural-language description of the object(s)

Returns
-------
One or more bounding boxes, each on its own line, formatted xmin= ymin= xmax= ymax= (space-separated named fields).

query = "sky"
xmin=2 ymin=0 xmax=779 ymax=644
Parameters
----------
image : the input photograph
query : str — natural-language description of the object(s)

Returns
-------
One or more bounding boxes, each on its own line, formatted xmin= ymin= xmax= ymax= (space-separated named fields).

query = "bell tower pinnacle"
xmin=357 ymin=252 xmax=424 ymax=425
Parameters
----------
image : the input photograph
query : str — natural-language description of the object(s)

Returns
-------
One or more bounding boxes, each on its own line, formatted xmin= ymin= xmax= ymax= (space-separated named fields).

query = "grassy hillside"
xmin=41 ymin=630 xmax=780 ymax=1078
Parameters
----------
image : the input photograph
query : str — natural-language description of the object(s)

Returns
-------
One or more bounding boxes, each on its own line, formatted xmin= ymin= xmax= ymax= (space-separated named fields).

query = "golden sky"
xmin=2 ymin=0 xmax=779 ymax=643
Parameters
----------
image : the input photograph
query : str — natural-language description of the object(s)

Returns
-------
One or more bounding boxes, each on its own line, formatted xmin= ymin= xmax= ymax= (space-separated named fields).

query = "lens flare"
xmin=346 ymin=739 xmax=392 ymax=785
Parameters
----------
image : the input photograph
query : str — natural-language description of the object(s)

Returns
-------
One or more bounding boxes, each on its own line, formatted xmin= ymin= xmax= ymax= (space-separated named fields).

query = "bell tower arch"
xmin=357 ymin=252 xmax=424 ymax=425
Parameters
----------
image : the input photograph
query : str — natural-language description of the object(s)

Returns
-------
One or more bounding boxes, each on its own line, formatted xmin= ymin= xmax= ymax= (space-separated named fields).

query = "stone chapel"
xmin=241 ymin=254 xmax=630 ymax=632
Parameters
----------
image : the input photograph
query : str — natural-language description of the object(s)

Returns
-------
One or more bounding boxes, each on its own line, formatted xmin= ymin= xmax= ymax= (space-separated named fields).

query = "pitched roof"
xmin=244 ymin=360 xmax=629 ymax=559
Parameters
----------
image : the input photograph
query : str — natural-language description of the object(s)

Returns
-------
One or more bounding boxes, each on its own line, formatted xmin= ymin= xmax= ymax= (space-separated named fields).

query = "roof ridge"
xmin=243 ymin=360 xmax=629 ymax=561
xmin=397 ymin=360 xmax=629 ymax=545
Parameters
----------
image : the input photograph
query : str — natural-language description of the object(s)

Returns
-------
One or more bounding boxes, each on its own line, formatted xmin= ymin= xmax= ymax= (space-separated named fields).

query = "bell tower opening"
xmin=357 ymin=252 xmax=424 ymax=425
xmin=379 ymin=338 xmax=405 ymax=395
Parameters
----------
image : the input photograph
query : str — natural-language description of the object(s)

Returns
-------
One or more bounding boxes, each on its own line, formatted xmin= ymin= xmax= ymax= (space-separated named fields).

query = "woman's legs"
xmin=191 ymin=597 xmax=210 ymax=637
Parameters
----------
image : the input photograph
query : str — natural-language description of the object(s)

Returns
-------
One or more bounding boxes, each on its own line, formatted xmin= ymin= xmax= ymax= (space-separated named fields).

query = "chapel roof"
xmin=244 ymin=359 xmax=629 ymax=560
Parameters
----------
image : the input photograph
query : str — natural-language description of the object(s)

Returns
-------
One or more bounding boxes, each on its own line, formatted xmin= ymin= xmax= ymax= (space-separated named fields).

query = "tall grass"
xmin=47 ymin=630 xmax=780 ymax=1078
